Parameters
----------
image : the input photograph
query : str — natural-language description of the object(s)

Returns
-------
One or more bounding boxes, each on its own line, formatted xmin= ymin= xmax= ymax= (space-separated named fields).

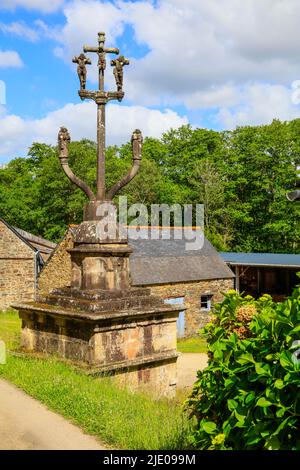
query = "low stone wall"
xmin=150 ymin=278 xmax=234 ymax=336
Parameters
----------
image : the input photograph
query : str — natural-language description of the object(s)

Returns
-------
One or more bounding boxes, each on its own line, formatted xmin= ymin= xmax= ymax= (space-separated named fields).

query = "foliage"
xmin=186 ymin=287 xmax=300 ymax=450
xmin=0 ymin=119 xmax=299 ymax=252
xmin=0 ymin=310 xmax=190 ymax=450
xmin=221 ymin=119 xmax=300 ymax=252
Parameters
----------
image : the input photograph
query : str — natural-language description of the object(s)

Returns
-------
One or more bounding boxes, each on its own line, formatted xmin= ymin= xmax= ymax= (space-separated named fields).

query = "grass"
xmin=0 ymin=310 xmax=191 ymax=450
xmin=177 ymin=336 xmax=207 ymax=354
xmin=0 ymin=310 xmax=22 ymax=350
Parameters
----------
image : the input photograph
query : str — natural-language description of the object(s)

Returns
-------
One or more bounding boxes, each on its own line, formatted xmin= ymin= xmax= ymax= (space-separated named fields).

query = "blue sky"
xmin=1 ymin=0 xmax=300 ymax=163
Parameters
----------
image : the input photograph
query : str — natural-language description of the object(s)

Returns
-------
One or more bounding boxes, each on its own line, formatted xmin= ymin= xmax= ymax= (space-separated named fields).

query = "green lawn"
xmin=177 ymin=336 xmax=207 ymax=353
xmin=0 ymin=310 xmax=22 ymax=350
xmin=0 ymin=310 xmax=191 ymax=450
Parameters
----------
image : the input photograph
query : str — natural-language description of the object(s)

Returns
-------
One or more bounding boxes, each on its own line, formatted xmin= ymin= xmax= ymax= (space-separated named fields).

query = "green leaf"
xmin=227 ymin=399 xmax=238 ymax=411
xmin=273 ymin=417 xmax=294 ymax=436
xmin=246 ymin=434 xmax=262 ymax=446
xmin=244 ymin=392 xmax=256 ymax=405
xmin=255 ymin=363 xmax=271 ymax=377
xmin=236 ymin=353 xmax=255 ymax=365
xmin=224 ymin=378 xmax=235 ymax=388
xmin=202 ymin=421 xmax=217 ymax=434
xmin=265 ymin=436 xmax=281 ymax=450
xmin=276 ymin=408 xmax=286 ymax=418
xmin=274 ymin=379 xmax=285 ymax=389
xmin=265 ymin=353 xmax=280 ymax=361
xmin=280 ymin=351 xmax=296 ymax=371
xmin=290 ymin=324 xmax=300 ymax=334
xmin=234 ymin=410 xmax=246 ymax=425
xmin=256 ymin=397 xmax=273 ymax=408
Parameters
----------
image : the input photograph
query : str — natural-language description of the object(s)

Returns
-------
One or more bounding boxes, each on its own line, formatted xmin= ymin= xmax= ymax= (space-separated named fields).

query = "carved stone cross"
xmin=83 ymin=31 xmax=120 ymax=94
xmin=57 ymin=32 xmax=141 ymax=218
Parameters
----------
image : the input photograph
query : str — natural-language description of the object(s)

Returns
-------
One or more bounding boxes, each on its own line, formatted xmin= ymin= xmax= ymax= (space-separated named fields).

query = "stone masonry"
xmin=18 ymin=224 xmax=182 ymax=398
xmin=19 ymin=288 xmax=179 ymax=396
xmin=38 ymin=229 xmax=73 ymax=295
xmin=0 ymin=220 xmax=35 ymax=311
xmin=151 ymin=279 xmax=234 ymax=336
xmin=38 ymin=230 xmax=234 ymax=336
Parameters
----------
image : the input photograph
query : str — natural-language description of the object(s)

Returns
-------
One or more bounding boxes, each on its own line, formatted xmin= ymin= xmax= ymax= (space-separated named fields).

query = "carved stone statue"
xmin=111 ymin=55 xmax=129 ymax=91
xmin=98 ymin=52 xmax=106 ymax=71
xmin=58 ymin=127 xmax=70 ymax=159
xmin=72 ymin=53 xmax=91 ymax=90
xmin=131 ymin=129 xmax=143 ymax=160
xmin=58 ymin=127 xmax=95 ymax=201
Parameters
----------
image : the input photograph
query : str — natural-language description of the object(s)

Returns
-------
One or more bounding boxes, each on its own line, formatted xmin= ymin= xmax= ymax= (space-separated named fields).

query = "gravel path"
xmin=177 ymin=353 xmax=208 ymax=389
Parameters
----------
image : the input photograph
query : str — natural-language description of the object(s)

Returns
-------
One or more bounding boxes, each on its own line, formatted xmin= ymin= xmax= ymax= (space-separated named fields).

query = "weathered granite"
xmin=13 ymin=31 xmax=183 ymax=398
xmin=15 ymin=284 xmax=182 ymax=397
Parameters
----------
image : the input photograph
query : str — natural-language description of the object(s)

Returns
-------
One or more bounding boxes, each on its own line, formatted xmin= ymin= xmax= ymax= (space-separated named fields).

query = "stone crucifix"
xmin=58 ymin=32 xmax=143 ymax=220
xmin=72 ymin=53 xmax=91 ymax=90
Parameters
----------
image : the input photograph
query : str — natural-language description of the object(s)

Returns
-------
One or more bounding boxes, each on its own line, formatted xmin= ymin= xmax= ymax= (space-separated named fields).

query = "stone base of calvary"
xmin=14 ymin=32 xmax=183 ymax=397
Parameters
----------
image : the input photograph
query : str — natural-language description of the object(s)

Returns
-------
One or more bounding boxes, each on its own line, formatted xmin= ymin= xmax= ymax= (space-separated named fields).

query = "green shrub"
xmin=186 ymin=288 xmax=300 ymax=450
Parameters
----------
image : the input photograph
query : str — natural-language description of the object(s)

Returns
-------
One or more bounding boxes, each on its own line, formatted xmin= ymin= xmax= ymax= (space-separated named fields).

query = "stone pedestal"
xmin=14 ymin=221 xmax=184 ymax=397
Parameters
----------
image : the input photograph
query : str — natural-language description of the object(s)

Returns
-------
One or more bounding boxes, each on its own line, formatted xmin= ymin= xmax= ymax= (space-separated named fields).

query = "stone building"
xmin=38 ymin=227 xmax=234 ymax=337
xmin=0 ymin=218 xmax=56 ymax=311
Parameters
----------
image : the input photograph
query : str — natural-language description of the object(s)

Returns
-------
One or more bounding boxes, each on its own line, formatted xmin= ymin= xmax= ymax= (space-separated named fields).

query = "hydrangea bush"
xmin=186 ymin=287 xmax=300 ymax=450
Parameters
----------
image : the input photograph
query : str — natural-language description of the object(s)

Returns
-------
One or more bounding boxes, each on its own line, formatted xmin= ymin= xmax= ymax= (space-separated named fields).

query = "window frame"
xmin=200 ymin=294 xmax=212 ymax=311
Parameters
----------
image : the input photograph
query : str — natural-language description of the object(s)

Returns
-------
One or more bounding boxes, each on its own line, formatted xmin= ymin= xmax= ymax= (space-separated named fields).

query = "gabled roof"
xmin=220 ymin=252 xmax=300 ymax=268
xmin=0 ymin=217 xmax=38 ymax=254
xmin=0 ymin=217 xmax=56 ymax=264
xmin=14 ymin=227 xmax=56 ymax=256
xmin=129 ymin=228 xmax=234 ymax=285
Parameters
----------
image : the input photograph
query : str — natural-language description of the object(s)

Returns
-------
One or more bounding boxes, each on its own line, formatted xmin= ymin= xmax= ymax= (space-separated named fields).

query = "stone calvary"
xmin=14 ymin=32 xmax=184 ymax=396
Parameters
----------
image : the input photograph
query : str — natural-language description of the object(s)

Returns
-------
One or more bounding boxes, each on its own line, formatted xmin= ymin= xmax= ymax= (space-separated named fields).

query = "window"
xmin=200 ymin=295 xmax=212 ymax=311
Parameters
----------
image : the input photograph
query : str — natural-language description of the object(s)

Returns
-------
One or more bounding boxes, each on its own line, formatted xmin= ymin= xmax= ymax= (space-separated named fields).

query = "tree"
xmin=0 ymin=119 xmax=299 ymax=252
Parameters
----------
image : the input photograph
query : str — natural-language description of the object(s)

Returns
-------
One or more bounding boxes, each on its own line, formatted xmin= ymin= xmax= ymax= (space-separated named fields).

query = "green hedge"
xmin=186 ymin=287 xmax=300 ymax=450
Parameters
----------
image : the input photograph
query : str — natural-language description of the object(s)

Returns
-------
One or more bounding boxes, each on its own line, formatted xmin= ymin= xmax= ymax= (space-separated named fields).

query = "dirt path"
xmin=177 ymin=353 xmax=208 ymax=389
xmin=0 ymin=379 xmax=106 ymax=450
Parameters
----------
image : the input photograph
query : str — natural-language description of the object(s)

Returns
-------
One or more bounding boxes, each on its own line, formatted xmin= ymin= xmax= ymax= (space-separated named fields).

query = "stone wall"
xmin=38 ymin=230 xmax=73 ymax=295
xmin=0 ymin=220 xmax=35 ymax=311
xmin=38 ymin=229 xmax=234 ymax=337
xmin=150 ymin=278 xmax=234 ymax=336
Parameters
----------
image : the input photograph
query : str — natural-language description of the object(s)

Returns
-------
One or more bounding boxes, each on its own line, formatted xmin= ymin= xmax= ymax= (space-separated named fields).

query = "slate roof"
xmin=14 ymin=227 xmax=56 ymax=258
xmin=220 ymin=252 xmax=300 ymax=268
xmin=0 ymin=217 xmax=56 ymax=266
xmin=128 ymin=228 xmax=234 ymax=285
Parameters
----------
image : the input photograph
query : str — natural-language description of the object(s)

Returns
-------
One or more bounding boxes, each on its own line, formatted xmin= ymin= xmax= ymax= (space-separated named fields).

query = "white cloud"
xmin=0 ymin=0 xmax=65 ymax=13
xmin=0 ymin=50 xmax=23 ymax=68
xmin=0 ymin=101 xmax=188 ymax=161
xmin=183 ymin=84 xmax=241 ymax=110
xmin=0 ymin=21 xmax=39 ymax=42
xmin=2 ymin=0 xmax=300 ymax=139
xmin=48 ymin=0 xmax=300 ymax=114
xmin=216 ymin=83 xmax=300 ymax=129
xmin=51 ymin=0 xmax=125 ymax=62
